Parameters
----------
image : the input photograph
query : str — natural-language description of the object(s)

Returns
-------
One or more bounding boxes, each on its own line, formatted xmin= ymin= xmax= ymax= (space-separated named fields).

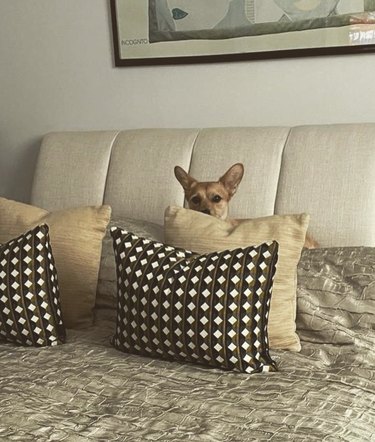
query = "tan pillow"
xmin=0 ymin=197 xmax=111 ymax=329
xmin=164 ymin=206 xmax=309 ymax=351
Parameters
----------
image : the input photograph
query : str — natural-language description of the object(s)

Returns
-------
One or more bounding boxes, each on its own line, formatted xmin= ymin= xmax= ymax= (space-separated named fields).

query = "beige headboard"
xmin=31 ymin=124 xmax=375 ymax=247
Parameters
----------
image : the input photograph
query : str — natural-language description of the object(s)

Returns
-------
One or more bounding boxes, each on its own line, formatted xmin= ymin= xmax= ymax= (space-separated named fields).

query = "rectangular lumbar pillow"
xmin=111 ymin=227 xmax=279 ymax=374
xmin=0 ymin=197 xmax=111 ymax=328
xmin=164 ymin=206 xmax=309 ymax=351
xmin=0 ymin=224 xmax=65 ymax=346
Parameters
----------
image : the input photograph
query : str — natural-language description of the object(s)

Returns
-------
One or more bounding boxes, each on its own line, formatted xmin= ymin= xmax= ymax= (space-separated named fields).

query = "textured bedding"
xmin=1 ymin=247 xmax=375 ymax=441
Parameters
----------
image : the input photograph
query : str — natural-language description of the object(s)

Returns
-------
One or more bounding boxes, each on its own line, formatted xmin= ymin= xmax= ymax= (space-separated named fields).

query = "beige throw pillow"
xmin=164 ymin=206 xmax=309 ymax=351
xmin=0 ymin=197 xmax=111 ymax=329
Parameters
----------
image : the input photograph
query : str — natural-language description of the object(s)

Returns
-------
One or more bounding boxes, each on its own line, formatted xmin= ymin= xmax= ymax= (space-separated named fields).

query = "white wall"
xmin=1 ymin=0 xmax=375 ymax=202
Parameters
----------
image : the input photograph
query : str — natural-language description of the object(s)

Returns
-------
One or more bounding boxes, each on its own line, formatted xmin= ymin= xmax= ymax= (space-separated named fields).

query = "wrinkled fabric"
xmin=0 ymin=322 xmax=374 ymax=441
xmin=1 ymin=247 xmax=375 ymax=441
xmin=96 ymin=218 xmax=164 ymax=310
xmin=297 ymin=246 xmax=375 ymax=349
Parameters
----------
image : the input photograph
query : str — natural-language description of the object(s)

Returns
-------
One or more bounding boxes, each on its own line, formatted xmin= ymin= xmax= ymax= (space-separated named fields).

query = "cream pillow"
xmin=164 ymin=206 xmax=309 ymax=351
xmin=0 ymin=197 xmax=111 ymax=329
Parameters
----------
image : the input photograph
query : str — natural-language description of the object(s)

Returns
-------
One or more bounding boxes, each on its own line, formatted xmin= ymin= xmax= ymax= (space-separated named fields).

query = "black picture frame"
xmin=110 ymin=0 xmax=375 ymax=66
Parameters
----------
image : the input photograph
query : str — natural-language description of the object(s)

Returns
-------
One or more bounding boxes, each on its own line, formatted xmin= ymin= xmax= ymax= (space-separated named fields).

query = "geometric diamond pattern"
xmin=0 ymin=224 xmax=65 ymax=346
xmin=111 ymin=227 xmax=279 ymax=374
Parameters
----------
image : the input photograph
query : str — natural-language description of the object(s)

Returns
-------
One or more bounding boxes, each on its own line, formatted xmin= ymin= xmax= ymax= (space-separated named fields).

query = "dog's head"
xmin=174 ymin=163 xmax=244 ymax=220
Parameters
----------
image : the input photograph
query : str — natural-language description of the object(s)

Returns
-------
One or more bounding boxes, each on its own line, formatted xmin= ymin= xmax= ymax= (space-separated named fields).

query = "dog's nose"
xmin=201 ymin=209 xmax=210 ymax=215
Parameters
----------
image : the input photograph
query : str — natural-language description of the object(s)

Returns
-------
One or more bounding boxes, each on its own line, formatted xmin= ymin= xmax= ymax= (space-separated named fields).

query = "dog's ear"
xmin=219 ymin=163 xmax=244 ymax=197
xmin=174 ymin=166 xmax=197 ymax=191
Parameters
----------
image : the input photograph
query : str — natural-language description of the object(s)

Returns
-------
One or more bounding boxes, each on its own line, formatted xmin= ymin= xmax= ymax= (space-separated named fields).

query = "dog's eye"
xmin=191 ymin=196 xmax=201 ymax=205
xmin=212 ymin=195 xmax=222 ymax=203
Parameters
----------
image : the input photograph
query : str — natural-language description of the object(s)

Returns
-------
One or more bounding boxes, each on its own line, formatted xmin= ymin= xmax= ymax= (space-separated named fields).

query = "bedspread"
xmin=0 ymin=321 xmax=374 ymax=442
xmin=1 ymin=246 xmax=375 ymax=441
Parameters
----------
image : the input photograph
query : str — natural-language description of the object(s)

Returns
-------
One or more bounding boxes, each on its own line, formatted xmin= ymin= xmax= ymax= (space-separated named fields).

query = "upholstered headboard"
xmin=31 ymin=124 xmax=375 ymax=247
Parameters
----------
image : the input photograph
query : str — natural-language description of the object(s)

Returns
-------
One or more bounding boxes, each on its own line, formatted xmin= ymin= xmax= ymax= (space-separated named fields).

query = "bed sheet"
xmin=1 ymin=316 xmax=374 ymax=442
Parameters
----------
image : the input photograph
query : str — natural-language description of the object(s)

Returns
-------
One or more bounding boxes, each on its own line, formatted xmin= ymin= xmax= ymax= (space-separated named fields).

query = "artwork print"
xmin=110 ymin=0 xmax=375 ymax=65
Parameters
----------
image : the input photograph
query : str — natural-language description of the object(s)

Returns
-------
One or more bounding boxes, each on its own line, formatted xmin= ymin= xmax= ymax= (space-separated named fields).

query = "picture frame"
xmin=110 ymin=0 xmax=375 ymax=66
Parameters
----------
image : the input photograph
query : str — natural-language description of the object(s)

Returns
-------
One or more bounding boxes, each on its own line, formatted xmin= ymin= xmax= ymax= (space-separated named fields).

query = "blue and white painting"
xmin=149 ymin=0 xmax=375 ymax=42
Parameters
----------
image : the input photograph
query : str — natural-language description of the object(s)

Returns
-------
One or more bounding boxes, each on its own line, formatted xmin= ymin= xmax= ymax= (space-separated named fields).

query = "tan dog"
xmin=174 ymin=163 xmax=318 ymax=248
xmin=174 ymin=163 xmax=244 ymax=220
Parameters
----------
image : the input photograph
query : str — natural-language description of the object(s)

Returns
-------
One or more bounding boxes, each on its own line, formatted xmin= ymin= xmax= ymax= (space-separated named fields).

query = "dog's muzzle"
xmin=201 ymin=209 xmax=210 ymax=215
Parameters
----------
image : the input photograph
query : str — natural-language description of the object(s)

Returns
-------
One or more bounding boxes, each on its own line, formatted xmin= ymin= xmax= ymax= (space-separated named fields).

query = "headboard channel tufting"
xmin=31 ymin=124 xmax=375 ymax=247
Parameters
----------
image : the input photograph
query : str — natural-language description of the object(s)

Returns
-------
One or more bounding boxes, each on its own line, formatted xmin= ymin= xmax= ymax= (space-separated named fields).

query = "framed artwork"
xmin=110 ymin=0 xmax=375 ymax=66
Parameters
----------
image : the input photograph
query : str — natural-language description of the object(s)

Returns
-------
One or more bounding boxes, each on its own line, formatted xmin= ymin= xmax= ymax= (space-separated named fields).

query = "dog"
xmin=174 ymin=163 xmax=244 ymax=221
xmin=174 ymin=163 xmax=318 ymax=248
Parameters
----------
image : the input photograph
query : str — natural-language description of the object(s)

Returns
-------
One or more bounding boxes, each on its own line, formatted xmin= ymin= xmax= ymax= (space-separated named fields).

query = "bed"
xmin=1 ymin=125 xmax=375 ymax=441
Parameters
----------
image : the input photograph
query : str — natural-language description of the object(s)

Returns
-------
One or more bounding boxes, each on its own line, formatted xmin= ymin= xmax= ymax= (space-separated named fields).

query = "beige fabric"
xmin=31 ymin=131 xmax=118 ymax=211
xmin=0 ymin=197 xmax=111 ymax=329
xmin=276 ymin=124 xmax=375 ymax=246
xmin=104 ymin=129 xmax=199 ymax=224
xmin=190 ymin=127 xmax=290 ymax=218
xmin=97 ymin=217 xmax=164 ymax=311
xmin=164 ymin=206 xmax=310 ymax=351
xmin=30 ymin=124 xmax=375 ymax=247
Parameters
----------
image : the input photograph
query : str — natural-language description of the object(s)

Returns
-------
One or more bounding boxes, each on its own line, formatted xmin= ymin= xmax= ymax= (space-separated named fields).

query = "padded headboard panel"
xmin=275 ymin=124 xmax=375 ymax=247
xmin=31 ymin=124 xmax=375 ymax=247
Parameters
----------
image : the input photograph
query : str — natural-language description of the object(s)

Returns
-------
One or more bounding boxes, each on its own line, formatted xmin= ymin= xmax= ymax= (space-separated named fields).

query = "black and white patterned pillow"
xmin=111 ymin=227 xmax=279 ymax=374
xmin=0 ymin=224 xmax=65 ymax=346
